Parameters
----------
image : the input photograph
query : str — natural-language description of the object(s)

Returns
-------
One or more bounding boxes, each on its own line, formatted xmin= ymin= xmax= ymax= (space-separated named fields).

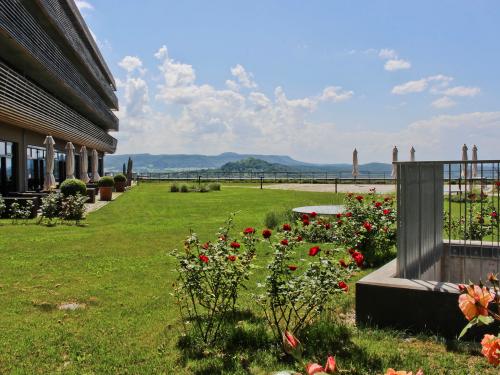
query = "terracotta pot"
xmin=115 ymin=181 xmax=126 ymax=192
xmin=99 ymin=186 xmax=113 ymax=201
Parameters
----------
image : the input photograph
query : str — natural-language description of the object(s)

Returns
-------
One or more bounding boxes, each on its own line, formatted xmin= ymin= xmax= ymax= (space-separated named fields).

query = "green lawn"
xmin=0 ymin=183 xmax=494 ymax=374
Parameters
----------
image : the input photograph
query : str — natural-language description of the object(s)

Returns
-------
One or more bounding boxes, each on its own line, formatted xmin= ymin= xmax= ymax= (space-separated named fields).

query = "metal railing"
xmin=133 ymin=170 xmax=396 ymax=183
xmin=396 ymin=160 xmax=500 ymax=281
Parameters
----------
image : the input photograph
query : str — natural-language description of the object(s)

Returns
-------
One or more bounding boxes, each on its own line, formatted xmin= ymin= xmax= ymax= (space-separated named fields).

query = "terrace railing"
xmin=134 ymin=170 xmax=396 ymax=184
xmin=396 ymin=160 xmax=500 ymax=281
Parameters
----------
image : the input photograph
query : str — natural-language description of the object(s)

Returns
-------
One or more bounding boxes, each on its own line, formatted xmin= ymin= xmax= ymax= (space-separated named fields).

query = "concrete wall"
xmin=355 ymin=259 xmax=497 ymax=339
xmin=441 ymin=241 xmax=500 ymax=283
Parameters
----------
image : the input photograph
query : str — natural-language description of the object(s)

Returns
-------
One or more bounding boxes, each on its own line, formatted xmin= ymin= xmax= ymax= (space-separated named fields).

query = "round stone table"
xmin=292 ymin=205 xmax=345 ymax=216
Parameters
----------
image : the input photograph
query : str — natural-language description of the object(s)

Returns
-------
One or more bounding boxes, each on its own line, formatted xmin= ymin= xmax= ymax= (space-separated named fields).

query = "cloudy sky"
xmin=76 ymin=0 xmax=500 ymax=163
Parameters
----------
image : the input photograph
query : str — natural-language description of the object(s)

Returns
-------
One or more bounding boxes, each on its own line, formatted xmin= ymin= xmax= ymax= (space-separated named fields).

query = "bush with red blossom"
xmin=171 ymin=214 xmax=257 ymax=345
xmin=256 ymin=229 xmax=355 ymax=342
xmin=335 ymin=189 xmax=397 ymax=266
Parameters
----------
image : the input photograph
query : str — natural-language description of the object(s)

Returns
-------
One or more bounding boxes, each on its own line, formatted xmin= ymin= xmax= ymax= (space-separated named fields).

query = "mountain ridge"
xmin=105 ymin=152 xmax=391 ymax=173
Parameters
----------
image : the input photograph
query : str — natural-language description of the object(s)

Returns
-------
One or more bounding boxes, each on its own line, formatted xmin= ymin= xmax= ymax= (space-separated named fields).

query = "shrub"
xmin=10 ymin=199 xmax=34 ymax=223
xmin=256 ymin=232 xmax=355 ymax=343
xmin=199 ymin=184 xmax=209 ymax=193
xmin=113 ymin=173 xmax=127 ymax=183
xmin=264 ymin=211 xmax=280 ymax=229
xmin=60 ymin=194 xmax=87 ymax=224
xmin=171 ymin=215 xmax=257 ymax=346
xmin=444 ymin=202 xmax=497 ymax=241
xmin=98 ymin=176 xmax=114 ymax=188
xmin=60 ymin=179 xmax=87 ymax=197
xmin=170 ymin=183 xmax=179 ymax=192
xmin=298 ymin=214 xmax=336 ymax=243
xmin=40 ymin=192 xmax=62 ymax=226
xmin=335 ymin=190 xmax=397 ymax=266
xmin=0 ymin=194 xmax=5 ymax=217
xmin=180 ymin=185 xmax=188 ymax=193
xmin=208 ymin=183 xmax=221 ymax=191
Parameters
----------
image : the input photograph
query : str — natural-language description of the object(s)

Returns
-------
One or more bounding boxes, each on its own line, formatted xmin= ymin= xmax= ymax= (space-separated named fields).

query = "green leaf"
xmin=458 ymin=318 xmax=477 ymax=339
xmin=477 ymin=315 xmax=494 ymax=326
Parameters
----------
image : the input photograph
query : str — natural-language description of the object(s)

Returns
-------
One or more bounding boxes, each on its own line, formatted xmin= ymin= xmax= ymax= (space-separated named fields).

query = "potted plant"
xmin=113 ymin=173 xmax=127 ymax=192
xmin=98 ymin=176 xmax=114 ymax=201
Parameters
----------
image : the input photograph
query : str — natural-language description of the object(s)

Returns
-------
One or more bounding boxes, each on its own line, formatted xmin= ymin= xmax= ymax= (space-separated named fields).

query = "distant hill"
xmin=105 ymin=152 xmax=392 ymax=174
xmin=220 ymin=158 xmax=293 ymax=172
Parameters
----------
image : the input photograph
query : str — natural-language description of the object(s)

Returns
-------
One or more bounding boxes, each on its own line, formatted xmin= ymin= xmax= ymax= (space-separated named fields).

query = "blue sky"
xmin=77 ymin=0 xmax=500 ymax=163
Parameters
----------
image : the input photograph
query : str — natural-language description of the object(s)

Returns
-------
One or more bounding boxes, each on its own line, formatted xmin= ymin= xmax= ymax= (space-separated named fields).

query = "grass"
xmin=0 ymin=183 xmax=495 ymax=374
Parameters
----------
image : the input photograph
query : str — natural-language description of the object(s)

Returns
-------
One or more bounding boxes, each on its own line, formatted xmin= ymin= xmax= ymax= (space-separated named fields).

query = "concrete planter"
xmin=99 ymin=187 xmax=113 ymax=201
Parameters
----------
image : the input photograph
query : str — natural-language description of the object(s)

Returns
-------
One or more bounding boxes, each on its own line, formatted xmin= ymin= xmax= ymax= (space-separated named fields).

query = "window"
xmin=0 ymin=140 xmax=16 ymax=194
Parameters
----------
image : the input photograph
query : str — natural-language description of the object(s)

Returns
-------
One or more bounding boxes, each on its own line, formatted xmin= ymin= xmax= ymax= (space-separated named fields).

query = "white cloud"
xmin=75 ymin=0 xmax=93 ymax=11
xmin=392 ymin=79 xmax=429 ymax=94
xmin=384 ymin=59 xmax=411 ymax=71
xmin=118 ymin=56 xmax=143 ymax=73
xmin=319 ymin=86 xmax=354 ymax=102
xmin=442 ymin=86 xmax=480 ymax=97
xmin=230 ymin=64 xmax=257 ymax=89
xmin=431 ymin=96 xmax=456 ymax=109
xmin=114 ymin=46 xmax=498 ymax=163
xmin=378 ymin=49 xmax=398 ymax=59
xmin=392 ymin=75 xmax=453 ymax=95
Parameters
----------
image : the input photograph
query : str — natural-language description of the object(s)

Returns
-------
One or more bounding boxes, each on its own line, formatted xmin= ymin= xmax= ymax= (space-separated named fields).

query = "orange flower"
xmin=458 ymin=285 xmax=493 ymax=321
xmin=385 ymin=369 xmax=424 ymax=375
xmin=481 ymin=334 xmax=500 ymax=366
xmin=306 ymin=363 xmax=325 ymax=375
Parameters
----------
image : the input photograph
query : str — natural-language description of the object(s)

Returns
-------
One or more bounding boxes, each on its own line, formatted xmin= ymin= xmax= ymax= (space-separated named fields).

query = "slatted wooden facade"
xmin=0 ymin=0 xmax=118 ymax=191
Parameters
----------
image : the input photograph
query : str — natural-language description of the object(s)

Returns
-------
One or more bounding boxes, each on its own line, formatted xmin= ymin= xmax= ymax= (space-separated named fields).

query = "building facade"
xmin=0 ymin=0 xmax=118 ymax=193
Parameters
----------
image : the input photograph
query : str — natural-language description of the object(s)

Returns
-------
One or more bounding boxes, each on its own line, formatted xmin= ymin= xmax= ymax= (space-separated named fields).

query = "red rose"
xmin=230 ymin=241 xmax=241 ymax=249
xmin=309 ymin=246 xmax=320 ymax=256
xmin=228 ymin=255 xmax=237 ymax=262
xmin=355 ymin=195 xmax=363 ymax=202
xmin=383 ymin=209 xmax=391 ymax=215
xmin=363 ymin=221 xmax=372 ymax=232
xmin=491 ymin=212 xmax=498 ymax=218
xmin=336 ymin=213 xmax=342 ymax=219
xmin=202 ymin=242 xmax=210 ymax=250
xmin=324 ymin=356 xmax=336 ymax=374
xmin=282 ymin=223 xmax=292 ymax=231
xmin=281 ymin=239 xmax=289 ymax=246
xmin=303 ymin=219 xmax=310 ymax=226
xmin=243 ymin=227 xmax=256 ymax=235
xmin=351 ymin=251 xmax=364 ymax=267
xmin=324 ymin=223 xmax=332 ymax=229
xmin=339 ymin=259 xmax=348 ymax=268
xmin=338 ymin=281 xmax=348 ymax=292
xmin=337 ymin=220 xmax=342 ymax=226
xmin=262 ymin=229 xmax=272 ymax=239
xmin=301 ymin=214 xmax=309 ymax=221
xmin=496 ymin=181 xmax=500 ymax=187
xmin=310 ymin=211 xmax=318 ymax=218
xmin=199 ymin=254 xmax=209 ymax=263
xmin=296 ymin=235 xmax=303 ymax=242
xmin=345 ymin=212 xmax=352 ymax=218
xmin=288 ymin=265 xmax=298 ymax=271
xmin=374 ymin=202 xmax=382 ymax=208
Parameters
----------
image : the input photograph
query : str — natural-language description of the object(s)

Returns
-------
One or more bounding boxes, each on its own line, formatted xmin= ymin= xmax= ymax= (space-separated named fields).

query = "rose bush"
xmin=171 ymin=214 xmax=257 ymax=345
xmin=335 ymin=191 xmax=396 ymax=266
xmin=257 ymin=226 xmax=356 ymax=342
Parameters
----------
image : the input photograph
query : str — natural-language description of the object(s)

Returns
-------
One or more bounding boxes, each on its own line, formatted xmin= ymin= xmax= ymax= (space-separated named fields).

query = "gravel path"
xmin=263 ymin=183 xmax=396 ymax=194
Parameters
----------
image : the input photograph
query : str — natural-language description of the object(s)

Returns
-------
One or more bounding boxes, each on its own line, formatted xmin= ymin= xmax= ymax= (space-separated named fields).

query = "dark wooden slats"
xmin=0 ymin=60 xmax=117 ymax=153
